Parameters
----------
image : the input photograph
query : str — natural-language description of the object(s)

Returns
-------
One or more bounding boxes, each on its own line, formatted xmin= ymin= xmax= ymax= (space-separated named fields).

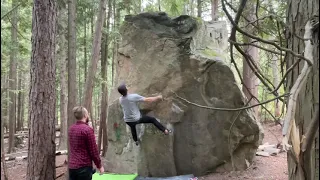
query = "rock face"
xmin=105 ymin=12 xmax=263 ymax=177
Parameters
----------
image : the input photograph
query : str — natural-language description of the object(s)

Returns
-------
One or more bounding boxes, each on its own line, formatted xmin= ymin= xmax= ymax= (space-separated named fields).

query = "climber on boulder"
xmin=117 ymin=84 xmax=172 ymax=146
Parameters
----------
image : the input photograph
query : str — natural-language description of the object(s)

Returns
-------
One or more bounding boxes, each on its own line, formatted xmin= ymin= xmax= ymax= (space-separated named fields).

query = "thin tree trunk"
xmin=242 ymin=0 xmax=259 ymax=119
xmin=211 ymin=0 xmax=219 ymax=21
xmin=1 ymin=151 xmax=9 ymax=180
xmin=183 ymin=3 xmax=187 ymax=15
xmin=82 ymin=0 xmax=108 ymax=117
xmin=112 ymin=1 xmax=120 ymax=85
xmin=271 ymin=53 xmax=280 ymax=118
xmin=133 ymin=0 xmax=141 ymax=14
xmin=103 ymin=0 xmax=111 ymax=154
xmin=26 ymin=0 xmax=57 ymax=179
xmin=8 ymin=0 xmax=18 ymax=154
xmin=57 ymin=0 xmax=68 ymax=150
xmin=112 ymin=0 xmax=116 ymax=86
xmin=91 ymin=6 xmax=94 ymax=40
xmin=78 ymin=62 xmax=82 ymax=104
xmin=197 ymin=0 xmax=202 ymax=17
xmin=20 ymin=86 xmax=25 ymax=130
xmin=5 ymin=74 xmax=10 ymax=133
xmin=157 ymin=0 xmax=161 ymax=11
xmin=6 ymin=75 xmax=10 ymax=134
xmin=67 ymin=0 xmax=77 ymax=163
xmin=189 ymin=0 xmax=194 ymax=16
xmin=84 ymin=7 xmax=88 ymax=89
xmin=17 ymin=71 xmax=22 ymax=131
xmin=1 ymin=55 xmax=9 ymax=180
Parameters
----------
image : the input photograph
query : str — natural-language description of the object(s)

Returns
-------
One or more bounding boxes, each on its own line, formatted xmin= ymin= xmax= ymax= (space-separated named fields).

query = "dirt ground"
xmin=1 ymin=123 xmax=287 ymax=180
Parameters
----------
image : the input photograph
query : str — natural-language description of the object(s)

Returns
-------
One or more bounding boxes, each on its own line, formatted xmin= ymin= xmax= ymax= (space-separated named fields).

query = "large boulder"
xmin=105 ymin=12 xmax=263 ymax=177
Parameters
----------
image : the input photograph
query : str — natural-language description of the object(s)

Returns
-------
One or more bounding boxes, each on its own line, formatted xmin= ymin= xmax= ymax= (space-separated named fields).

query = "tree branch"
xmin=229 ymin=40 xmax=283 ymax=55
xmin=270 ymin=58 xmax=301 ymax=94
xmin=222 ymin=0 xmax=312 ymax=65
xmin=233 ymin=43 xmax=278 ymax=95
xmin=224 ymin=0 xmax=271 ymax=35
xmin=1 ymin=3 xmax=21 ymax=20
xmin=172 ymin=91 xmax=289 ymax=111
xmin=222 ymin=0 xmax=283 ymax=101
xmin=228 ymin=43 xmax=282 ymax=125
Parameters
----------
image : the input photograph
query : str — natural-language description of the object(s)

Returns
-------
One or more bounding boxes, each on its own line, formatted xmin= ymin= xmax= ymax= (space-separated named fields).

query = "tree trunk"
xmin=2 ymin=75 xmax=8 ymax=145
xmin=271 ymin=53 xmax=280 ymax=118
xmin=20 ymin=88 xmax=25 ymax=130
xmin=157 ymin=0 xmax=161 ymax=11
xmin=241 ymin=0 xmax=259 ymax=119
xmin=197 ymin=0 xmax=202 ymax=17
xmin=98 ymin=20 xmax=107 ymax=152
xmin=82 ymin=0 xmax=108 ymax=115
xmin=16 ymin=71 xmax=22 ymax=131
xmin=67 ymin=0 xmax=77 ymax=162
xmin=112 ymin=0 xmax=120 ymax=85
xmin=1 ymin=55 xmax=9 ymax=180
xmin=84 ymin=14 xmax=88 ymax=82
xmin=133 ymin=0 xmax=141 ymax=14
xmin=57 ymin=0 xmax=68 ymax=150
xmin=78 ymin=62 xmax=82 ymax=104
xmin=211 ymin=0 xmax=219 ymax=21
xmin=183 ymin=3 xmax=187 ymax=15
xmin=18 ymin=71 xmax=25 ymax=130
xmin=67 ymin=0 xmax=77 ymax=125
xmin=26 ymin=0 xmax=57 ymax=179
xmin=189 ymin=0 xmax=194 ymax=16
xmin=83 ymin=7 xmax=88 ymax=103
xmin=8 ymin=0 xmax=18 ymax=154
xmin=6 ymin=75 xmax=10 ymax=134
xmin=285 ymin=0 xmax=319 ymax=179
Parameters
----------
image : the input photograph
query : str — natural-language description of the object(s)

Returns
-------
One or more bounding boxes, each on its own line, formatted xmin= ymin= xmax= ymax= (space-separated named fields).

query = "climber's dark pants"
xmin=126 ymin=116 xmax=166 ymax=142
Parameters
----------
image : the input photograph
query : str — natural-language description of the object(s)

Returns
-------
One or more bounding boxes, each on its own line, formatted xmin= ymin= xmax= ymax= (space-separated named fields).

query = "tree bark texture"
xmin=112 ymin=0 xmax=120 ymax=85
xmin=189 ymin=0 xmax=194 ymax=16
xmin=26 ymin=0 xmax=57 ymax=179
xmin=242 ymin=0 xmax=259 ymax=119
xmin=197 ymin=0 xmax=202 ymax=17
xmin=211 ymin=0 xmax=219 ymax=21
xmin=271 ymin=52 xmax=281 ymax=118
xmin=16 ymin=71 xmax=22 ymax=131
xmin=285 ymin=0 xmax=319 ymax=179
xmin=98 ymin=0 xmax=111 ymax=155
xmin=8 ymin=0 xmax=18 ymax=154
xmin=57 ymin=0 xmax=68 ymax=150
xmin=84 ymin=8 xmax=88 ymax=82
xmin=67 ymin=0 xmax=77 ymax=140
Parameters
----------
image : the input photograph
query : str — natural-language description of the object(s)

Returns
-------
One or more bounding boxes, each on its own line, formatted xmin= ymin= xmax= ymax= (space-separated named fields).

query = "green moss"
xmin=194 ymin=17 xmax=203 ymax=25
xmin=201 ymin=48 xmax=221 ymax=57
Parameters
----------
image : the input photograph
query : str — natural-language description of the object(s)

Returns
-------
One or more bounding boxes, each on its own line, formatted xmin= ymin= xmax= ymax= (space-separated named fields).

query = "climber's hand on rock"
xmin=157 ymin=94 xmax=163 ymax=100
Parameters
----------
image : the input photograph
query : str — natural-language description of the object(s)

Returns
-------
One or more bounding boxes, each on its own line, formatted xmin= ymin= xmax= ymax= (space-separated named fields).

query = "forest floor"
xmin=1 ymin=123 xmax=287 ymax=180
